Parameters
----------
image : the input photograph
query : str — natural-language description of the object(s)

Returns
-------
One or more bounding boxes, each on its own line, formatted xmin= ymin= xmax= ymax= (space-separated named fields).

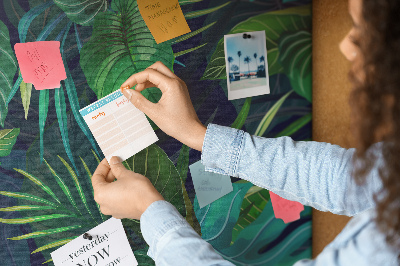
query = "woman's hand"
xmin=120 ymin=61 xmax=206 ymax=152
xmin=91 ymin=157 xmax=164 ymax=220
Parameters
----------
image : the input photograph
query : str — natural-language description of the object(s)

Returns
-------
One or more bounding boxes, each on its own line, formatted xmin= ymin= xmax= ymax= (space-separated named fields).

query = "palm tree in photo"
xmin=237 ymin=51 xmax=242 ymax=78
xmin=228 ymin=56 xmax=233 ymax=73
xmin=253 ymin=53 xmax=258 ymax=75
xmin=244 ymin=56 xmax=251 ymax=78
xmin=260 ymin=55 xmax=265 ymax=70
xmin=259 ymin=55 xmax=266 ymax=77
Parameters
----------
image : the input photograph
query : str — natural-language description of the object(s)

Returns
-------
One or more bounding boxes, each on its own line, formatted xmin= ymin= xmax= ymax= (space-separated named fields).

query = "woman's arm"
xmin=202 ymin=124 xmax=383 ymax=216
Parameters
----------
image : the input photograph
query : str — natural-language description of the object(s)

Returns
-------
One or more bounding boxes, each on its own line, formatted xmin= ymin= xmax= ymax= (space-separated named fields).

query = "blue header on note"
xmin=80 ymin=91 xmax=123 ymax=117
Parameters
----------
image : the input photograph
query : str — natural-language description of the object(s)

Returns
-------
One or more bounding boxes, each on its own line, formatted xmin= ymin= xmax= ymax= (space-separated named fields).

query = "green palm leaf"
xmin=80 ymin=0 xmax=175 ymax=99
xmin=38 ymin=89 xmax=49 ymax=163
xmin=7 ymin=225 xmax=82 ymax=240
xmin=231 ymin=97 xmax=251 ymax=129
xmin=254 ymin=90 xmax=292 ymax=137
xmin=0 ymin=213 xmax=75 ymax=224
xmin=0 ymin=128 xmax=20 ymax=157
xmin=0 ymin=191 xmax=58 ymax=207
xmin=80 ymin=156 xmax=106 ymax=222
xmin=32 ymin=237 xmax=76 ymax=254
xmin=19 ymin=79 xmax=32 ymax=119
xmin=53 ymin=0 xmax=108 ymax=26
xmin=172 ymin=22 xmax=216 ymax=44
xmin=0 ymin=205 xmax=56 ymax=212
xmin=43 ymin=157 xmax=81 ymax=215
xmin=275 ymin=113 xmax=311 ymax=137
xmin=184 ymin=2 xmax=230 ymax=19
xmin=0 ymin=20 xmax=18 ymax=127
xmin=58 ymin=155 xmax=96 ymax=223
xmin=54 ymin=86 xmax=79 ymax=174
xmin=13 ymin=168 xmax=61 ymax=204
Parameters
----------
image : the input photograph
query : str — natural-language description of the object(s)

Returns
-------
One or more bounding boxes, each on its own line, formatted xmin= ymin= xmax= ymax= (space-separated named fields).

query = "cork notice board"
xmin=312 ymin=0 xmax=353 ymax=257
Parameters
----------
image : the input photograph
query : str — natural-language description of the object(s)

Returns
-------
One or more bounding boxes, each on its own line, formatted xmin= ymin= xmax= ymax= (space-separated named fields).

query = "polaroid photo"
xmin=224 ymin=30 xmax=270 ymax=100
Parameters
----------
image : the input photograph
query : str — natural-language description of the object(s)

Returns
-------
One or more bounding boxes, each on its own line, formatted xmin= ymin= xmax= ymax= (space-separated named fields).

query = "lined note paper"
xmin=80 ymin=90 xmax=158 ymax=162
xmin=14 ymin=41 xmax=66 ymax=90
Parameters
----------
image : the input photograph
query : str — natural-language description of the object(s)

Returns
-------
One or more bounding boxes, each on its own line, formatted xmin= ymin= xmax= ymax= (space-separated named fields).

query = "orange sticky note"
xmin=270 ymin=191 xmax=304 ymax=223
xmin=14 ymin=41 xmax=66 ymax=90
xmin=137 ymin=0 xmax=191 ymax=44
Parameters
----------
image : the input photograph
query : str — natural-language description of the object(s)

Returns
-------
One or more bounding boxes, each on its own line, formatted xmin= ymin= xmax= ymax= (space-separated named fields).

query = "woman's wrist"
xmin=182 ymin=122 xmax=207 ymax=152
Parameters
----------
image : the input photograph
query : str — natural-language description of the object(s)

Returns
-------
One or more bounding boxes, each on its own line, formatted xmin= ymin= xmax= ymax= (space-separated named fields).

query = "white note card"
xmin=51 ymin=218 xmax=137 ymax=266
xmin=80 ymin=90 xmax=158 ymax=162
xmin=189 ymin=161 xmax=233 ymax=208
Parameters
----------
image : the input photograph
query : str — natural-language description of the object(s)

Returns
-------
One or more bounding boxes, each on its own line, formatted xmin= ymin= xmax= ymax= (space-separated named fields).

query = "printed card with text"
xmin=51 ymin=218 xmax=137 ymax=266
xmin=189 ymin=161 xmax=233 ymax=208
xmin=80 ymin=90 xmax=158 ymax=162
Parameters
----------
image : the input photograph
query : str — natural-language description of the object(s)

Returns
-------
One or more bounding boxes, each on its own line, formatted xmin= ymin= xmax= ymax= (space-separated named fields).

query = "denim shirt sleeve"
xmin=140 ymin=200 xmax=234 ymax=266
xmin=201 ymin=124 xmax=383 ymax=216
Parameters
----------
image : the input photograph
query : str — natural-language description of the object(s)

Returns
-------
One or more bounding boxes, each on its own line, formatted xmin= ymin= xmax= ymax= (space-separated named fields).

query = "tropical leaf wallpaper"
xmin=0 ymin=0 xmax=312 ymax=265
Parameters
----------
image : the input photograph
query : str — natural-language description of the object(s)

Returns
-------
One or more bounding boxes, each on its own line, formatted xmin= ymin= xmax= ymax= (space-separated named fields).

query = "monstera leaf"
xmin=80 ymin=0 xmax=175 ymax=99
xmin=220 ymin=202 xmax=312 ymax=265
xmin=278 ymin=31 xmax=312 ymax=102
xmin=0 ymin=20 xmax=18 ymax=127
xmin=201 ymin=5 xmax=311 ymax=81
xmin=195 ymin=182 xmax=254 ymax=250
xmin=124 ymin=144 xmax=187 ymax=219
xmin=53 ymin=0 xmax=108 ymax=26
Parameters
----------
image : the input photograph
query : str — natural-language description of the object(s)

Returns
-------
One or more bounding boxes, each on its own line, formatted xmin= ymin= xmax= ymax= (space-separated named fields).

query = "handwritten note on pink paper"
xmin=269 ymin=191 xmax=304 ymax=223
xmin=14 ymin=41 xmax=66 ymax=90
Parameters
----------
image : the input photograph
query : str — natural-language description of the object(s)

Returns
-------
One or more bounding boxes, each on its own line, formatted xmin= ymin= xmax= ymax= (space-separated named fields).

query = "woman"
xmin=91 ymin=0 xmax=400 ymax=264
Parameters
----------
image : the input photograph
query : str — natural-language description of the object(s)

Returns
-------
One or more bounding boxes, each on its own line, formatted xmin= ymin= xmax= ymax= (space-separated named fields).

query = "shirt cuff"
xmin=201 ymin=123 xmax=245 ymax=176
xmin=140 ymin=200 xmax=190 ymax=259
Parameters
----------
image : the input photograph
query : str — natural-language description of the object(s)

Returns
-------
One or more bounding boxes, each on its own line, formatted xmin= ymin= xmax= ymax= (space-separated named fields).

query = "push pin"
xmin=243 ymin=33 xmax=252 ymax=39
xmin=120 ymin=85 xmax=130 ymax=92
xmin=83 ymin=233 xmax=95 ymax=240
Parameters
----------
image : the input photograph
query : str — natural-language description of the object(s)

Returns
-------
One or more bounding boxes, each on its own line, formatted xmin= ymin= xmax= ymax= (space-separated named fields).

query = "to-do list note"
xmin=80 ymin=90 xmax=158 ymax=162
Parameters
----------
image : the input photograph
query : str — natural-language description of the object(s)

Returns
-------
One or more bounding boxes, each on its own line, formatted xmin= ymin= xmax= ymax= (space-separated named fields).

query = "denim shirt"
xmin=140 ymin=124 xmax=399 ymax=265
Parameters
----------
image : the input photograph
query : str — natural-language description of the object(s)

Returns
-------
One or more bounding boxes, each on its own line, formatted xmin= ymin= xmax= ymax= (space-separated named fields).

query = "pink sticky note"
xmin=14 ymin=41 xmax=66 ymax=90
xmin=270 ymin=191 xmax=304 ymax=223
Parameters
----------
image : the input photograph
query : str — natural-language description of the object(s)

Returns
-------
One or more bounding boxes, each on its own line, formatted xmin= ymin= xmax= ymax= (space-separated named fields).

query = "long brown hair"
xmin=350 ymin=0 xmax=400 ymax=253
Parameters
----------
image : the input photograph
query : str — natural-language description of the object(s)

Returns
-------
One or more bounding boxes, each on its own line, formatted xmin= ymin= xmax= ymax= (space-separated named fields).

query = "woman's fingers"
xmin=146 ymin=61 xmax=177 ymax=79
xmin=120 ymin=68 xmax=175 ymax=93
xmin=92 ymin=159 xmax=110 ymax=189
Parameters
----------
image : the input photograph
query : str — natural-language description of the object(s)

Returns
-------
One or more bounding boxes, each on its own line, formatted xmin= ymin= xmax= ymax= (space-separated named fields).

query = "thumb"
xmin=122 ymin=89 xmax=155 ymax=115
xmin=109 ymin=156 xmax=128 ymax=179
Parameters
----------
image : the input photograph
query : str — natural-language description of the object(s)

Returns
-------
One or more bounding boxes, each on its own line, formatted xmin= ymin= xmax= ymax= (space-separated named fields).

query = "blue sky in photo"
xmin=226 ymin=33 xmax=266 ymax=73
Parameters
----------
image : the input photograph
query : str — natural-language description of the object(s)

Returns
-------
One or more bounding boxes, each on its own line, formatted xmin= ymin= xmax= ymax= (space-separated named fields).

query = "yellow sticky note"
xmin=137 ymin=0 xmax=191 ymax=44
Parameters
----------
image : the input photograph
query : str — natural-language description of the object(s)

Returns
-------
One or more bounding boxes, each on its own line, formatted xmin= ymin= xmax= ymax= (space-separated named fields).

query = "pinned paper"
xmin=189 ymin=161 xmax=233 ymax=208
xmin=269 ymin=191 xmax=304 ymax=223
xmin=14 ymin=41 xmax=66 ymax=90
xmin=51 ymin=218 xmax=137 ymax=266
xmin=80 ymin=90 xmax=158 ymax=162
xmin=137 ymin=0 xmax=191 ymax=44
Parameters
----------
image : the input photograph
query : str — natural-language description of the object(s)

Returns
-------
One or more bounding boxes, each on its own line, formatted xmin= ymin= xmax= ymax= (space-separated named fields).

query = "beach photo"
xmin=224 ymin=30 xmax=270 ymax=100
